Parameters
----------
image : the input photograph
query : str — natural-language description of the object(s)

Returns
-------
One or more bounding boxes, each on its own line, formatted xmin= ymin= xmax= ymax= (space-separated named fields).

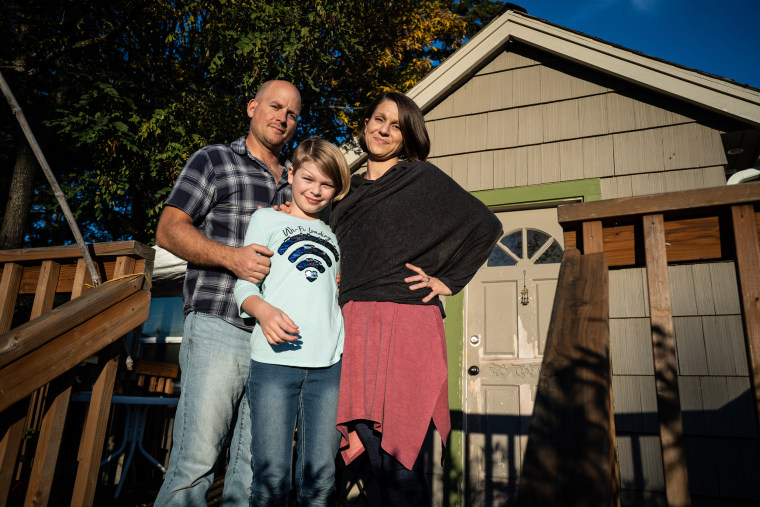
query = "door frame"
xmin=442 ymin=178 xmax=601 ymax=506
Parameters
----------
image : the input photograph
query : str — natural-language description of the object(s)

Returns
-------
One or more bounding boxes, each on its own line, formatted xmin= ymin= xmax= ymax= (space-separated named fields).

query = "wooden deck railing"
xmin=516 ymin=182 xmax=760 ymax=507
xmin=0 ymin=241 xmax=153 ymax=506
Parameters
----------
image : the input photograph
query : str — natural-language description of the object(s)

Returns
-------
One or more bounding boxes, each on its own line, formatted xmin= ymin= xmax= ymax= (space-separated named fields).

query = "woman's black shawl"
xmin=330 ymin=160 xmax=503 ymax=315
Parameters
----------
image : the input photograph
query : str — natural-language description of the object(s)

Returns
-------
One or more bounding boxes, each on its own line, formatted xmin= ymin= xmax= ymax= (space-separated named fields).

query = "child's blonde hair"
xmin=291 ymin=138 xmax=351 ymax=201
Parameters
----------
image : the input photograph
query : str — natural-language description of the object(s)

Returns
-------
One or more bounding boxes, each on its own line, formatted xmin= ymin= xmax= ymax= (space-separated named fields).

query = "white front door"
xmin=464 ymin=207 xmax=564 ymax=505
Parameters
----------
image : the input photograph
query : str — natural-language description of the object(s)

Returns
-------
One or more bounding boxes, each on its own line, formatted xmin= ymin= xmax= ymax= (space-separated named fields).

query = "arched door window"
xmin=487 ymin=227 xmax=563 ymax=267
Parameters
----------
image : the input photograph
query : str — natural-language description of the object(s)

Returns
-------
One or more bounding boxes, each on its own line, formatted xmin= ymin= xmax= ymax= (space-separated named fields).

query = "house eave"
xmin=345 ymin=9 xmax=760 ymax=171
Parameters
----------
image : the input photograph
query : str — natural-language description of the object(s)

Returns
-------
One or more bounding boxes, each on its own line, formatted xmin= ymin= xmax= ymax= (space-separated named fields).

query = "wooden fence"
xmin=0 ymin=241 xmax=153 ymax=506
xmin=516 ymin=182 xmax=760 ymax=507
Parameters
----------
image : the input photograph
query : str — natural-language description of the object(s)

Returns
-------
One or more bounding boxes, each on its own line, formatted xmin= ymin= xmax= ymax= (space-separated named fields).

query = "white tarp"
xmin=151 ymin=246 xmax=186 ymax=296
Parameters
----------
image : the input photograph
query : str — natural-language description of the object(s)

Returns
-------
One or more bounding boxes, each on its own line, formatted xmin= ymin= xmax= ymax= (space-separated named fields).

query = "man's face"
xmin=247 ymin=81 xmax=301 ymax=154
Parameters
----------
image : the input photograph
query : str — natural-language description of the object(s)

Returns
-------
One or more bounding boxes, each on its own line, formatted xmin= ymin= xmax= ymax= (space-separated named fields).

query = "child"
xmin=233 ymin=137 xmax=351 ymax=506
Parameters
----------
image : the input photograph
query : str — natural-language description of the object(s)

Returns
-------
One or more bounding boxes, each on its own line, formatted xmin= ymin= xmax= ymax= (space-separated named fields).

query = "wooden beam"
xmin=0 ymin=263 xmax=22 ymax=334
xmin=0 ymin=240 xmax=153 ymax=263
xmin=0 ymin=400 xmax=27 ymax=503
xmin=516 ymin=249 xmax=617 ymax=506
xmin=24 ymin=260 xmax=62 ymax=487
xmin=70 ymin=258 xmax=94 ymax=300
xmin=113 ymin=255 xmax=136 ymax=279
xmin=30 ymin=260 xmax=60 ymax=320
xmin=71 ymin=352 xmax=119 ymax=507
xmin=0 ymin=275 xmax=144 ymax=369
xmin=582 ymin=220 xmax=604 ymax=254
xmin=578 ymin=223 xmax=621 ymax=507
xmin=558 ymin=182 xmax=760 ymax=224
xmin=8 ymin=259 xmax=149 ymax=295
xmin=134 ymin=359 xmax=179 ymax=379
xmin=0 ymin=291 xmax=151 ymax=412
xmin=23 ymin=376 xmax=72 ymax=507
xmin=731 ymin=204 xmax=760 ymax=435
xmin=643 ymin=214 xmax=691 ymax=507
xmin=23 ymin=261 xmax=93 ymax=506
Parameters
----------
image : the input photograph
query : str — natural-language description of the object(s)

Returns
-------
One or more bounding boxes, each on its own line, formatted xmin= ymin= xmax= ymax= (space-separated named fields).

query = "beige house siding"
xmin=424 ymin=43 xmax=729 ymax=195
xmin=417 ymin=41 xmax=759 ymax=506
xmin=609 ymin=263 xmax=759 ymax=503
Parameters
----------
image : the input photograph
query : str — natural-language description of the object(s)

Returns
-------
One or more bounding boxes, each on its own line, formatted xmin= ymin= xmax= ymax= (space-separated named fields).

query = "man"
xmin=154 ymin=80 xmax=301 ymax=506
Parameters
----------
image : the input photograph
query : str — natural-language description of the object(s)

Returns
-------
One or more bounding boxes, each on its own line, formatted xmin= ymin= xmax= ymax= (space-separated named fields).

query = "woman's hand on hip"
xmin=404 ymin=263 xmax=452 ymax=303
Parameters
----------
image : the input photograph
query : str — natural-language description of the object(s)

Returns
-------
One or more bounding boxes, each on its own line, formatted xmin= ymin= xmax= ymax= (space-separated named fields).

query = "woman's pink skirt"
xmin=336 ymin=300 xmax=451 ymax=470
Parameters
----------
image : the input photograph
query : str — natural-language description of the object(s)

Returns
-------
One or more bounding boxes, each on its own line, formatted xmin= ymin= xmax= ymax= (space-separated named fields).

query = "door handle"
xmin=468 ymin=365 xmax=480 ymax=376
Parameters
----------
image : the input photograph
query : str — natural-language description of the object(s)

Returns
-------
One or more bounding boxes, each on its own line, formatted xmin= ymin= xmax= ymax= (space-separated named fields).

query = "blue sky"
xmin=517 ymin=0 xmax=760 ymax=89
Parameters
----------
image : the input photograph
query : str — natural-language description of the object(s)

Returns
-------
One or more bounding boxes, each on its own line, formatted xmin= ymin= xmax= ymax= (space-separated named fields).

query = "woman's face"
xmin=363 ymin=100 xmax=403 ymax=162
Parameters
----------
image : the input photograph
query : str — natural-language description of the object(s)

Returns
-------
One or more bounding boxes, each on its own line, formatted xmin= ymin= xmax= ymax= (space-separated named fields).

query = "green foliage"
xmin=1 ymin=0 xmax=506 ymax=246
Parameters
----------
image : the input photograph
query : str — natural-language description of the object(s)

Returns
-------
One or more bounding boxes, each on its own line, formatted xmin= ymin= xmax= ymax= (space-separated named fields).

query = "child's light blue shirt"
xmin=233 ymin=209 xmax=343 ymax=367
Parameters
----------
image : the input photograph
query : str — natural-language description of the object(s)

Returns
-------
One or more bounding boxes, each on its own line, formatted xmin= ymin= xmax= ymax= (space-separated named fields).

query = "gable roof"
xmin=345 ymin=8 xmax=760 ymax=168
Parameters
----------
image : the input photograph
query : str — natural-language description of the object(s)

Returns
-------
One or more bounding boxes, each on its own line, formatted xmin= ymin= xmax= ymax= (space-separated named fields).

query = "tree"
xmin=1 ymin=0 xmax=507 ymax=247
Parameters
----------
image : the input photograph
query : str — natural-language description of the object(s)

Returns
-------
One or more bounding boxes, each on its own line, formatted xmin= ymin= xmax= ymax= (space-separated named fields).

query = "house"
xmin=337 ymin=6 xmax=760 ymax=506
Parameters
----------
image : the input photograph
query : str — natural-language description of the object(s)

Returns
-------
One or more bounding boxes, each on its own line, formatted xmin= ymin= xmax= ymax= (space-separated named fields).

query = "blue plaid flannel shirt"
xmin=164 ymin=136 xmax=292 ymax=331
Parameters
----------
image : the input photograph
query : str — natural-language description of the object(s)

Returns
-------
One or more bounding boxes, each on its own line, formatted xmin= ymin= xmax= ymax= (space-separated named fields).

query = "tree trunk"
xmin=0 ymin=135 xmax=36 ymax=249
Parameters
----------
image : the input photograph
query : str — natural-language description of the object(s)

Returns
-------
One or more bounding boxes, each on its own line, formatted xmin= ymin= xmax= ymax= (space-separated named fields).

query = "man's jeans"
xmin=155 ymin=312 xmax=253 ymax=506
xmin=247 ymin=359 xmax=342 ymax=506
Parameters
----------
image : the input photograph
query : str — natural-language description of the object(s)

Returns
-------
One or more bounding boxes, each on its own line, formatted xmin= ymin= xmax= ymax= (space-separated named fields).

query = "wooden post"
xmin=24 ymin=376 xmax=72 ymax=507
xmin=0 ymin=262 xmax=24 ymax=502
xmin=580 ymin=220 xmax=620 ymax=507
xmin=19 ymin=261 xmax=61 ymax=487
xmin=730 ymin=204 xmax=760 ymax=434
xmin=582 ymin=220 xmax=604 ymax=255
xmin=25 ymin=259 xmax=94 ymax=505
xmin=70 ymin=255 xmax=139 ymax=506
xmin=71 ymin=258 xmax=94 ymax=300
xmin=71 ymin=352 xmax=119 ymax=507
xmin=642 ymin=214 xmax=690 ymax=507
xmin=0 ymin=263 xmax=23 ymax=335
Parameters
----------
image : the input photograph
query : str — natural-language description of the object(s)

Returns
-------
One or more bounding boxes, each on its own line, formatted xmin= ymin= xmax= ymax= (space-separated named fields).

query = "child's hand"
xmin=335 ymin=273 xmax=341 ymax=292
xmin=242 ymin=297 xmax=300 ymax=344
xmin=404 ymin=262 xmax=452 ymax=303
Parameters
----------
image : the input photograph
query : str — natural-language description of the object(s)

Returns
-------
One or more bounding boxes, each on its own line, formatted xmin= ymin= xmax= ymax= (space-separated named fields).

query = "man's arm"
xmin=155 ymin=206 xmax=273 ymax=284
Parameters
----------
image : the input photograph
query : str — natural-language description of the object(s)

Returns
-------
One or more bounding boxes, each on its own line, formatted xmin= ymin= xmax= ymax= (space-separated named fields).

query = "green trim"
xmin=471 ymin=178 xmax=602 ymax=207
xmin=443 ymin=178 xmax=601 ymax=506
xmin=444 ymin=292 xmax=465 ymax=506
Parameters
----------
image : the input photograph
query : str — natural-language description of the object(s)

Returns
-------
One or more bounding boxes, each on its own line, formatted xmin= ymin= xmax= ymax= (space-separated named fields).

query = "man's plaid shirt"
xmin=164 ymin=136 xmax=292 ymax=331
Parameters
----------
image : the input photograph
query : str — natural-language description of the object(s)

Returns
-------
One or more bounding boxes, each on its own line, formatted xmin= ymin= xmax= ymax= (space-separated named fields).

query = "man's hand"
xmin=157 ymin=206 xmax=275 ymax=283
xmin=241 ymin=296 xmax=300 ymax=345
xmin=257 ymin=201 xmax=292 ymax=214
xmin=227 ymin=243 xmax=274 ymax=284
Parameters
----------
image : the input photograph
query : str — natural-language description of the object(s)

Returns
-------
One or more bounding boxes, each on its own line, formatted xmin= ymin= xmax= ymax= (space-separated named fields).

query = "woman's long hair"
xmin=358 ymin=92 xmax=430 ymax=161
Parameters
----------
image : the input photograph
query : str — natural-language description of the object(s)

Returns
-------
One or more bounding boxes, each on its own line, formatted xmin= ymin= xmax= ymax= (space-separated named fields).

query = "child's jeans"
xmin=247 ymin=359 xmax=342 ymax=506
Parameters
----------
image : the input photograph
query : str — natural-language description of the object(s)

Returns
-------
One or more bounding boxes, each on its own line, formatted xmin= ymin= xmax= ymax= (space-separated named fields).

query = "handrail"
xmin=558 ymin=181 xmax=760 ymax=224
xmin=0 ymin=279 xmax=150 ymax=411
xmin=520 ymin=184 xmax=760 ymax=507
xmin=0 ymin=241 xmax=154 ymax=506
xmin=0 ymin=274 xmax=145 ymax=368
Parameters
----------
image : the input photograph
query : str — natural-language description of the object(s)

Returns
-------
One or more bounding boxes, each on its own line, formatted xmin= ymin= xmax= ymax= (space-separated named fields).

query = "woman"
xmin=330 ymin=92 xmax=502 ymax=505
